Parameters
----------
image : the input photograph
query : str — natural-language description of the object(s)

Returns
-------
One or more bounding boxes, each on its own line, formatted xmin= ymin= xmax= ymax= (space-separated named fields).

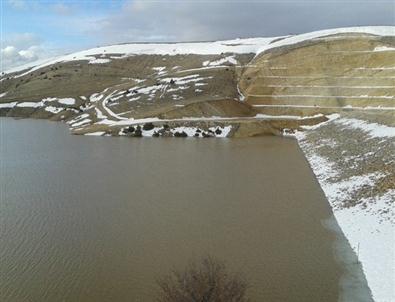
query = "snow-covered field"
xmin=296 ymin=115 xmax=395 ymax=302
xmin=256 ymin=26 xmax=394 ymax=55
xmin=3 ymin=26 xmax=393 ymax=79
xmin=0 ymin=97 xmax=76 ymax=112
xmin=3 ymin=37 xmax=280 ymax=77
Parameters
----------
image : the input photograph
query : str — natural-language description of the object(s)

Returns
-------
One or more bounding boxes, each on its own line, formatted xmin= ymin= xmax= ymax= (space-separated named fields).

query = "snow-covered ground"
xmin=3 ymin=26 xmax=393 ymax=78
xmin=256 ymin=26 xmax=394 ymax=55
xmin=202 ymin=55 xmax=238 ymax=67
xmin=295 ymin=115 xmax=395 ymax=302
xmin=0 ymin=97 xmax=79 ymax=117
xmin=3 ymin=37 xmax=280 ymax=77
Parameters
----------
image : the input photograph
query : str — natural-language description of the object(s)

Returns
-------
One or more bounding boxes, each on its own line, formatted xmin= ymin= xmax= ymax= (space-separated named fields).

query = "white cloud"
xmin=1 ymin=45 xmax=43 ymax=71
xmin=0 ymin=33 xmax=55 ymax=71
xmin=1 ymin=30 xmax=84 ymax=71
xmin=85 ymin=0 xmax=395 ymax=44
xmin=1 ymin=46 xmax=17 ymax=57
xmin=18 ymin=46 xmax=40 ymax=60
xmin=7 ymin=0 xmax=27 ymax=10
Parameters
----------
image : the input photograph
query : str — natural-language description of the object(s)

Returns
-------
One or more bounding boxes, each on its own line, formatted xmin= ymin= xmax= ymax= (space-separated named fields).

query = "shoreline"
xmin=322 ymin=215 xmax=373 ymax=302
xmin=295 ymin=113 xmax=395 ymax=302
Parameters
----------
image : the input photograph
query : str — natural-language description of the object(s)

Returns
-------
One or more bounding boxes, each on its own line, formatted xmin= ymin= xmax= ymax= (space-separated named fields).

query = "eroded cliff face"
xmin=0 ymin=28 xmax=394 ymax=137
xmin=239 ymin=33 xmax=394 ymax=117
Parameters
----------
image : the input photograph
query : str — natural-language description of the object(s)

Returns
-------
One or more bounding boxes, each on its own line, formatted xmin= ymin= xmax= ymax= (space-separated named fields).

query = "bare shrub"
xmin=174 ymin=131 xmax=188 ymax=137
xmin=157 ymin=257 xmax=249 ymax=302
xmin=134 ymin=125 xmax=142 ymax=137
xmin=143 ymin=122 xmax=155 ymax=131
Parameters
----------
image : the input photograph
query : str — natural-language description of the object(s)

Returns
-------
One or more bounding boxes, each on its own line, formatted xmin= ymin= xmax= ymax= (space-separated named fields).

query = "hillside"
xmin=1 ymin=27 xmax=392 ymax=138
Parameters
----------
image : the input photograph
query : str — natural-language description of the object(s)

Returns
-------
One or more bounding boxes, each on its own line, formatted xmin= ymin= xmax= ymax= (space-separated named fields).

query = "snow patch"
xmin=334 ymin=118 xmax=395 ymax=138
xmin=374 ymin=46 xmax=395 ymax=52
xmin=256 ymin=26 xmax=395 ymax=55
xmin=90 ymin=93 xmax=104 ymax=102
xmin=72 ymin=119 xmax=91 ymax=127
xmin=45 ymin=106 xmax=63 ymax=114
xmin=85 ymin=131 xmax=105 ymax=136
xmin=95 ymin=108 xmax=107 ymax=119
xmin=203 ymin=56 xmax=238 ymax=66
xmin=237 ymin=85 xmax=245 ymax=101
xmin=58 ymin=98 xmax=76 ymax=105
xmin=255 ymin=113 xmax=324 ymax=120
xmin=0 ymin=102 xmax=17 ymax=108
xmin=88 ymin=58 xmax=111 ymax=64
xmin=128 ymin=96 xmax=141 ymax=102
xmin=16 ymin=102 xmax=42 ymax=108
xmin=152 ymin=66 xmax=166 ymax=71
xmin=67 ymin=113 xmax=89 ymax=125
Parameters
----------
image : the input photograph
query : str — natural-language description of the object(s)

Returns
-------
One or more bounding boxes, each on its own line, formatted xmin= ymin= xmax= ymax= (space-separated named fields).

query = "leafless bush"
xmin=157 ymin=257 xmax=249 ymax=302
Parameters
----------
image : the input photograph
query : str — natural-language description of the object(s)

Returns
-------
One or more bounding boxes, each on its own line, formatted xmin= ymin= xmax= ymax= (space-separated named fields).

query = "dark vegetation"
xmin=120 ymin=124 xmax=226 ymax=138
xmin=174 ymin=131 xmax=188 ymax=137
xmin=143 ymin=122 xmax=155 ymax=130
xmin=134 ymin=125 xmax=142 ymax=137
xmin=157 ymin=257 xmax=249 ymax=302
xmin=123 ymin=126 xmax=135 ymax=133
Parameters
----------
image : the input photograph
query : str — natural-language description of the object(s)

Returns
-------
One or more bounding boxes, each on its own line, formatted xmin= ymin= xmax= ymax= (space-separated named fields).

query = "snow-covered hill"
xmin=4 ymin=26 xmax=393 ymax=78
xmin=3 ymin=37 xmax=281 ymax=77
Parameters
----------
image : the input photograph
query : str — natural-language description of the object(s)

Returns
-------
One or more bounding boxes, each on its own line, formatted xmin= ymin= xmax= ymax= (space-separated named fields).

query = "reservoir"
xmin=0 ymin=118 xmax=370 ymax=301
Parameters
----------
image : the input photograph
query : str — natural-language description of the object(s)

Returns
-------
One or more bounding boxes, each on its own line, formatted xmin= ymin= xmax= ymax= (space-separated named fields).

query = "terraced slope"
xmin=239 ymin=33 xmax=395 ymax=116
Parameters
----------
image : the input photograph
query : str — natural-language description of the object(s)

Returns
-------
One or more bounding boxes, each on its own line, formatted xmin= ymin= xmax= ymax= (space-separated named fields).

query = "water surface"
xmin=0 ymin=118 xmax=368 ymax=301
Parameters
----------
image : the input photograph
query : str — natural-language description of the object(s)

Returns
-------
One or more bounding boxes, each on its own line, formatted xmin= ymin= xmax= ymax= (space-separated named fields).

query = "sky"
xmin=1 ymin=0 xmax=394 ymax=70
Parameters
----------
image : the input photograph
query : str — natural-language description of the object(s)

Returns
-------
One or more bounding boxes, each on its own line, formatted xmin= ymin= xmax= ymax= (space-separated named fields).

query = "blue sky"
xmin=1 ymin=0 xmax=394 ymax=70
xmin=3 ymin=1 xmax=122 ymax=50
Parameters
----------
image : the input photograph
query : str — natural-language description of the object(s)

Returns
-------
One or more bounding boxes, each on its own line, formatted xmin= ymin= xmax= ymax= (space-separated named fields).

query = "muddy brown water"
xmin=0 ymin=118 xmax=371 ymax=302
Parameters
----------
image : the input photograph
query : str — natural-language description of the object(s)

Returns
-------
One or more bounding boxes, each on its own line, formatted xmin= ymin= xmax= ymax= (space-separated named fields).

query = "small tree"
xmin=134 ymin=125 xmax=142 ymax=137
xmin=143 ymin=122 xmax=155 ymax=131
xmin=174 ymin=131 xmax=188 ymax=137
xmin=123 ymin=126 xmax=135 ymax=134
xmin=157 ymin=257 xmax=249 ymax=302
